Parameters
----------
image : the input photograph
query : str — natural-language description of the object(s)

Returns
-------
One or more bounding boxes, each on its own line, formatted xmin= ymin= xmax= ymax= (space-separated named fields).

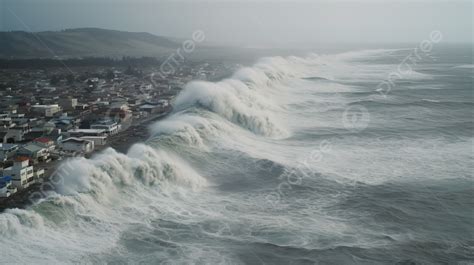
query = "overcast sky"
xmin=1 ymin=0 xmax=472 ymax=47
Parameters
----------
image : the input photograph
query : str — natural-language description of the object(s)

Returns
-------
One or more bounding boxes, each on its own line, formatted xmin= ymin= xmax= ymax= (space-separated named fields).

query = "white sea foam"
xmin=453 ymin=64 xmax=474 ymax=69
xmin=174 ymin=79 xmax=289 ymax=138
xmin=2 ymin=48 xmax=470 ymax=264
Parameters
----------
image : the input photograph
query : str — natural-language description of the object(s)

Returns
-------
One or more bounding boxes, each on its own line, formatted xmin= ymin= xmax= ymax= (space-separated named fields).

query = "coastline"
xmin=0 ymin=110 xmax=170 ymax=212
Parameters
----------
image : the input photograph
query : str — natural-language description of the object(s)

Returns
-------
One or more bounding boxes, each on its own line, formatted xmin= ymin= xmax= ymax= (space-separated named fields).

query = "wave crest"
xmin=174 ymin=79 xmax=288 ymax=138
xmin=57 ymin=144 xmax=207 ymax=197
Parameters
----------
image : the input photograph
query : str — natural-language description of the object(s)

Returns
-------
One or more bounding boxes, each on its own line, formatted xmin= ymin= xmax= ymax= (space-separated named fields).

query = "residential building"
xmin=31 ymin=104 xmax=62 ymax=117
xmin=0 ymin=114 xmax=14 ymax=128
xmin=139 ymin=104 xmax=162 ymax=114
xmin=67 ymin=128 xmax=106 ymax=138
xmin=139 ymin=99 xmax=169 ymax=113
xmin=32 ymin=137 xmax=56 ymax=152
xmin=80 ymin=136 xmax=107 ymax=146
xmin=61 ymin=137 xmax=94 ymax=154
xmin=3 ymin=128 xmax=25 ymax=143
xmin=90 ymin=120 xmax=120 ymax=135
xmin=0 ymin=176 xmax=17 ymax=197
xmin=0 ymin=143 xmax=19 ymax=162
xmin=2 ymin=158 xmax=35 ymax=189
xmin=17 ymin=144 xmax=50 ymax=163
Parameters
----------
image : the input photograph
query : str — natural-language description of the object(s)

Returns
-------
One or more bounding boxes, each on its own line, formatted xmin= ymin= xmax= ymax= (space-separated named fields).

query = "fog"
xmin=1 ymin=0 xmax=472 ymax=47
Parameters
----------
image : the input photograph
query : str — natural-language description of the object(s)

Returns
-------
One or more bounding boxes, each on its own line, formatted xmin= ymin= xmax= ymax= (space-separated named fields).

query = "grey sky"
xmin=1 ymin=0 xmax=472 ymax=47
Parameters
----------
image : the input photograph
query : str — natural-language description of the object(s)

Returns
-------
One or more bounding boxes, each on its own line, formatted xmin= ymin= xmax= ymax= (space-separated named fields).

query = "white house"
xmin=90 ymin=120 xmax=120 ymax=135
xmin=67 ymin=128 xmax=106 ymax=138
xmin=61 ymin=137 xmax=95 ymax=154
xmin=2 ymin=158 xmax=35 ymax=189
xmin=80 ymin=136 xmax=107 ymax=146
xmin=31 ymin=104 xmax=61 ymax=117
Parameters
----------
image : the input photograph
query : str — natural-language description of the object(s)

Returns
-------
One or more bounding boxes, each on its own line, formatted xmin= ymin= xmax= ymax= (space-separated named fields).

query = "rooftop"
xmin=0 ymin=143 xmax=18 ymax=150
xmin=68 ymin=128 xmax=106 ymax=134
xmin=33 ymin=137 xmax=53 ymax=144
xmin=62 ymin=137 xmax=90 ymax=143
xmin=92 ymin=120 xmax=117 ymax=126
xmin=20 ymin=143 xmax=45 ymax=153
xmin=31 ymin=104 xmax=60 ymax=108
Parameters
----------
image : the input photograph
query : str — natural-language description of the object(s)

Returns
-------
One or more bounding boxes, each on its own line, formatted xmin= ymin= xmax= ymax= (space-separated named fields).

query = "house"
xmin=90 ymin=120 xmax=120 ymax=135
xmin=2 ymin=158 xmax=34 ymax=189
xmin=75 ymin=103 xmax=89 ymax=111
xmin=139 ymin=100 xmax=170 ymax=114
xmin=0 ymin=143 xmax=19 ymax=162
xmin=61 ymin=137 xmax=94 ymax=154
xmin=23 ymin=130 xmax=45 ymax=142
xmin=139 ymin=104 xmax=162 ymax=114
xmin=0 ymin=176 xmax=17 ymax=197
xmin=58 ymin=98 xmax=78 ymax=111
xmin=31 ymin=104 xmax=62 ymax=117
xmin=12 ymin=123 xmax=31 ymax=134
xmin=10 ymin=114 xmax=29 ymax=127
xmin=0 ymin=114 xmax=14 ymax=128
xmin=3 ymin=128 xmax=25 ymax=143
xmin=17 ymin=144 xmax=50 ymax=163
xmin=53 ymin=119 xmax=73 ymax=131
xmin=67 ymin=128 xmax=106 ymax=138
xmin=108 ymin=102 xmax=131 ymax=121
xmin=53 ymin=115 xmax=81 ymax=130
xmin=32 ymin=137 xmax=56 ymax=152
xmin=43 ymin=121 xmax=57 ymax=132
xmin=44 ymin=129 xmax=63 ymax=145
xmin=65 ymin=128 xmax=108 ymax=146
xmin=80 ymin=136 xmax=107 ymax=146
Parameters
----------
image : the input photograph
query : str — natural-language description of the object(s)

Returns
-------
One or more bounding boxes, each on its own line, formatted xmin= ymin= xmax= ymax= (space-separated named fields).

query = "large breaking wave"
xmin=1 ymin=48 xmax=472 ymax=264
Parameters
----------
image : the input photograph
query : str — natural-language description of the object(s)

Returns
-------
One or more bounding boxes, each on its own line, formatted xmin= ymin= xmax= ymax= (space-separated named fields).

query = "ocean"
xmin=1 ymin=44 xmax=473 ymax=264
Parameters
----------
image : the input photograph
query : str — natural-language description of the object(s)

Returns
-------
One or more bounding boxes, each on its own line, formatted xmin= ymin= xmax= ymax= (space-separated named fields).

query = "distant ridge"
xmin=0 ymin=28 xmax=180 ymax=58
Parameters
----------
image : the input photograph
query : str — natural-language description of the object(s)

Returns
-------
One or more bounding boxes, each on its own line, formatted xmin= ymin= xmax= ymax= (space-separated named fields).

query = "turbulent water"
xmin=1 ymin=46 xmax=473 ymax=264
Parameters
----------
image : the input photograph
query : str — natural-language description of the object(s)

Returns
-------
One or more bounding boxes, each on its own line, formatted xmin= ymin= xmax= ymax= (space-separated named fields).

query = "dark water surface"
xmin=0 ymin=45 xmax=472 ymax=264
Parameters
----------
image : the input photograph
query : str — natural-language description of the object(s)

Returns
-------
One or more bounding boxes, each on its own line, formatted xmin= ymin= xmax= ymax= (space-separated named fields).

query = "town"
xmin=0 ymin=58 xmax=234 ymax=207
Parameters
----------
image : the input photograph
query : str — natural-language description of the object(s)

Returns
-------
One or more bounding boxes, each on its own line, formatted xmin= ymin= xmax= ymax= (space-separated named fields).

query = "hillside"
xmin=0 ymin=28 xmax=180 ymax=58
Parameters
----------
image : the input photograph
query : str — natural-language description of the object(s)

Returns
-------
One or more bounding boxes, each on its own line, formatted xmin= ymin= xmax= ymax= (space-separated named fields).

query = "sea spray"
xmin=1 ymin=48 xmax=471 ymax=264
xmin=174 ymin=80 xmax=288 ymax=138
xmin=57 ymin=144 xmax=207 ymax=197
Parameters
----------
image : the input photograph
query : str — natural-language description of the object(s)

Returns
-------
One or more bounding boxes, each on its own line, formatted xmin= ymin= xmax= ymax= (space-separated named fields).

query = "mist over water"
xmin=0 ymin=45 xmax=473 ymax=264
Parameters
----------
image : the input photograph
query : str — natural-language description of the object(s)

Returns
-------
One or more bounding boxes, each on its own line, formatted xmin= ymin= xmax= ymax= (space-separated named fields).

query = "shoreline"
xmin=0 ymin=110 xmax=171 ymax=212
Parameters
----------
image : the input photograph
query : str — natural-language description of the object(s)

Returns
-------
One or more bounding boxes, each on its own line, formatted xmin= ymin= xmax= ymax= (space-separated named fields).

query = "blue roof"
xmin=0 ymin=176 xmax=12 ymax=185
xmin=0 ymin=144 xmax=18 ymax=150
